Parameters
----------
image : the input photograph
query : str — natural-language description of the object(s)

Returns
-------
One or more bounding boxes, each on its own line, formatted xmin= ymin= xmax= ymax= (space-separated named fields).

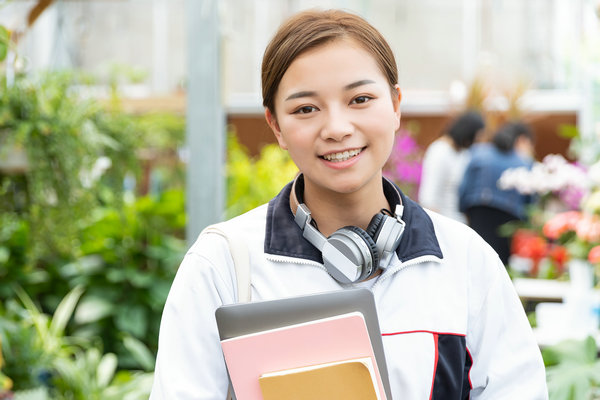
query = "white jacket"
xmin=151 ymin=179 xmax=548 ymax=399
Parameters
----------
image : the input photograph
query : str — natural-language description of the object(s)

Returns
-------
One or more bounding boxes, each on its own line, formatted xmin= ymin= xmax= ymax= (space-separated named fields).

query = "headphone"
xmin=292 ymin=176 xmax=406 ymax=284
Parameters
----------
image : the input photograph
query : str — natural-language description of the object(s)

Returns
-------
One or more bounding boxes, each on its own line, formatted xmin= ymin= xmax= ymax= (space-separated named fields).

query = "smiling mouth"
xmin=321 ymin=148 xmax=363 ymax=162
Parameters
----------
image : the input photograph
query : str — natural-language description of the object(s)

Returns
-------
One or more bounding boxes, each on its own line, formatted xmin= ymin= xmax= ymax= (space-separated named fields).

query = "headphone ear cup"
xmin=365 ymin=213 xmax=385 ymax=242
xmin=342 ymin=226 xmax=380 ymax=276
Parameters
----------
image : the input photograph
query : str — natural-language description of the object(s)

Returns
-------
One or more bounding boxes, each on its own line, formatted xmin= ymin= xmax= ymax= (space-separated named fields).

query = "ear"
xmin=265 ymin=108 xmax=288 ymax=150
xmin=393 ymin=85 xmax=402 ymax=131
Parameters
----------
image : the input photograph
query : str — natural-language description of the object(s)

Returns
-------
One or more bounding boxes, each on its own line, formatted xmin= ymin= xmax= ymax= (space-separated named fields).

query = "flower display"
xmin=499 ymin=154 xmax=589 ymax=210
xmin=498 ymin=154 xmax=600 ymax=282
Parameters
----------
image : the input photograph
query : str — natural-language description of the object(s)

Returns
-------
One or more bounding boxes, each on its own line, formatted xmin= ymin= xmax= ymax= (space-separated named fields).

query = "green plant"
xmin=51 ymin=347 xmax=153 ymax=400
xmin=0 ymin=189 xmax=185 ymax=370
xmin=0 ymin=25 xmax=9 ymax=63
xmin=0 ymin=67 xmax=186 ymax=369
xmin=0 ymin=285 xmax=83 ymax=393
xmin=69 ymin=189 xmax=185 ymax=368
xmin=226 ymin=133 xmax=297 ymax=218
xmin=0 ymin=71 xmax=141 ymax=261
xmin=543 ymin=336 xmax=600 ymax=399
xmin=0 ymin=337 xmax=13 ymax=398
xmin=0 ymin=287 xmax=153 ymax=399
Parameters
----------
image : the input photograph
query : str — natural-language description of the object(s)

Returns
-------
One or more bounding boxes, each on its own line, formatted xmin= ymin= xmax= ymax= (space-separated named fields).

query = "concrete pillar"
xmin=185 ymin=0 xmax=225 ymax=245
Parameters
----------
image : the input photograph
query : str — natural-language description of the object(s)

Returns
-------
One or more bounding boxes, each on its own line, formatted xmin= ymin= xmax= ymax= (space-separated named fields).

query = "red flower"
xmin=548 ymin=245 xmax=569 ymax=275
xmin=512 ymin=229 xmax=548 ymax=276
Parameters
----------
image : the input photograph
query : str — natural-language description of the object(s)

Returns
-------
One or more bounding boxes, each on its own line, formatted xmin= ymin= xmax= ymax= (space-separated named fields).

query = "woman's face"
xmin=266 ymin=39 xmax=401 ymax=197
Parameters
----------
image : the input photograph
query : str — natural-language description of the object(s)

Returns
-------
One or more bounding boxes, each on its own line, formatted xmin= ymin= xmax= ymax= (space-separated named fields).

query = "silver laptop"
xmin=215 ymin=288 xmax=392 ymax=400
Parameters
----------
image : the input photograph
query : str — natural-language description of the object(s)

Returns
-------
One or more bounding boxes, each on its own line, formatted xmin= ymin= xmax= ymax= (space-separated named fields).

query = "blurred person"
xmin=459 ymin=121 xmax=535 ymax=265
xmin=150 ymin=9 xmax=547 ymax=400
xmin=418 ymin=111 xmax=485 ymax=223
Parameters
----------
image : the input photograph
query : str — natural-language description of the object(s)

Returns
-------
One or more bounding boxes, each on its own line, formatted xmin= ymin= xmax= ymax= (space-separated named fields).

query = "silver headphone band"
xmin=292 ymin=174 xmax=405 ymax=283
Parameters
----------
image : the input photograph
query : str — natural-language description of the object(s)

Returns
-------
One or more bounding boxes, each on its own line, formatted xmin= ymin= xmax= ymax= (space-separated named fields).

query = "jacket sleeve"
xmin=150 ymin=233 xmax=237 ymax=400
xmin=466 ymin=239 xmax=548 ymax=399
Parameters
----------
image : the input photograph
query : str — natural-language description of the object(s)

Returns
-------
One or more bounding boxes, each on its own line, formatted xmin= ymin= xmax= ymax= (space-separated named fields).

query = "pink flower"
xmin=394 ymin=133 xmax=419 ymax=155
xmin=575 ymin=214 xmax=600 ymax=242
xmin=542 ymin=211 xmax=582 ymax=240
xmin=588 ymin=245 xmax=600 ymax=264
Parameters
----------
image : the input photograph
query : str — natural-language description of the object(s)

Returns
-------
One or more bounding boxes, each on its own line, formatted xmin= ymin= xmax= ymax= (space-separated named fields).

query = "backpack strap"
xmin=201 ymin=224 xmax=251 ymax=303
xmin=201 ymin=223 xmax=250 ymax=399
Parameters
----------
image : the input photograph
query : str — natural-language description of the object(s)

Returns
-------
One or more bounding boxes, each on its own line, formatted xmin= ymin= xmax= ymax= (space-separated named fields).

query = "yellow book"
xmin=258 ymin=357 xmax=381 ymax=400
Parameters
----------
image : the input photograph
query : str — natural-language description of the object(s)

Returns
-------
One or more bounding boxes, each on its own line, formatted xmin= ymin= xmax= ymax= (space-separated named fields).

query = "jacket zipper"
xmin=265 ymin=254 xmax=327 ymax=271
xmin=266 ymin=253 xmax=442 ymax=289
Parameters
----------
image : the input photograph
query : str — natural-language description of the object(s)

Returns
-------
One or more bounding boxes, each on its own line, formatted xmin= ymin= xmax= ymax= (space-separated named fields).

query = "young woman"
xmin=151 ymin=9 xmax=547 ymax=399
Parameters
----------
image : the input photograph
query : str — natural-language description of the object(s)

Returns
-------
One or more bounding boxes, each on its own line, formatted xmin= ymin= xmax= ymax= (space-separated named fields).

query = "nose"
xmin=320 ymin=107 xmax=353 ymax=141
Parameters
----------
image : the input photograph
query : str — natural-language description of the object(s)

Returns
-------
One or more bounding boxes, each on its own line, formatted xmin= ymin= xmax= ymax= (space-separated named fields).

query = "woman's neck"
xmin=298 ymin=175 xmax=390 ymax=237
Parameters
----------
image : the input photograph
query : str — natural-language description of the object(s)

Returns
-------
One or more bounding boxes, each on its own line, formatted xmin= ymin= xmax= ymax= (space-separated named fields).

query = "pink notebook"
xmin=220 ymin=311 xmax=387 ymax=400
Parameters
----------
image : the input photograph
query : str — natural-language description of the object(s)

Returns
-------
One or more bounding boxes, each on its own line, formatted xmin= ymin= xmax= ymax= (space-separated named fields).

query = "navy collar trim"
xmin=264 ymin=178 xmax=443 ymax=263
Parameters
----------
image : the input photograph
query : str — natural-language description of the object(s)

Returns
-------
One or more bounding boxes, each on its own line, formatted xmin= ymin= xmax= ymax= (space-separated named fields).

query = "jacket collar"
xmin=264 ymin=177 xmax=443 ymax=263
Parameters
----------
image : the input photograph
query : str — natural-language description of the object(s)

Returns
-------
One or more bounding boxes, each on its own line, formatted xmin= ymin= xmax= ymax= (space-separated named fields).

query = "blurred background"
xmin=1 ymin=1 xmax=600 ymax=399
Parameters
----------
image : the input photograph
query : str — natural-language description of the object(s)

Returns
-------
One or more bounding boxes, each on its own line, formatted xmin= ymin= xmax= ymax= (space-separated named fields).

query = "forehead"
xmin=277 ymin=39 xmax=387 ymax=93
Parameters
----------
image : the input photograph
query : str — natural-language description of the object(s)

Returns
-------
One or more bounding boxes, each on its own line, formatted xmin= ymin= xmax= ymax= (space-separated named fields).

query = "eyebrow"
xmin=284 ymin=79 xmax=376 ymax=101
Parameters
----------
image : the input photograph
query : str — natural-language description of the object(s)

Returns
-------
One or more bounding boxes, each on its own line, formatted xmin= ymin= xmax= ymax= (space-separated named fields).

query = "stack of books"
xmin=220 ymin=311 xmax=387 ymax=400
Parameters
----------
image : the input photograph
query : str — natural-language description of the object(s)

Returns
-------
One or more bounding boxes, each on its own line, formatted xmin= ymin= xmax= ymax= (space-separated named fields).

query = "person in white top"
xmin=418 ymin=111 xmax=485 ymax=223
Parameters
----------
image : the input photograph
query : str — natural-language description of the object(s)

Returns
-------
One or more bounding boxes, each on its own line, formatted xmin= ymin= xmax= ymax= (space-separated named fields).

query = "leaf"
xmin=542 ymin=336 xmax=598 ymax=366
xmin=122 ymin=336 xmax=155 ymax=372
xmin=557 ymin=124 xmax=580 ymax=140
xmin=115 ymin=305 xmax=147 ymax=338
xmin=546 ymin=363 xmax=598 ymax=400
xmin=0 ymin=26 xmax=8 ymax=42
xmin=74 ymin=295 xmax=114 ymax=324
xmin=60 ymin=255 xmax=104 ymax=278
xmin=544 ymin=337 xmax=600 ymax=400
xmin=11 ymin=386 xmax=49 ymax=400
xmin=0 ymin=26 xmax=8 ymax=63
xmin=14 ymin=285 xmax=40 ymax=316
xmin=50 ymin=285 xmax=84 ymax=338
xmin=97 ymin=352 xmax=118 ymax=388
xmin=0 ymin=246 xmax=9 ymax=263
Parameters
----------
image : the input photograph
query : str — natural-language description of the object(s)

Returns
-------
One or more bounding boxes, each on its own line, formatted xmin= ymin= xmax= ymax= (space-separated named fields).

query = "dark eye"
xmin=351 ymin=96 xmax=373 ymax=105
xmin=294 ymin=106 xmax=317 ymax=114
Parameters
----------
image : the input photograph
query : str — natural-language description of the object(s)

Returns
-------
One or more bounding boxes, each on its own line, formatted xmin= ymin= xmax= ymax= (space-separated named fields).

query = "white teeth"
xmin=323 ymin=148 xmax=362 ymax=162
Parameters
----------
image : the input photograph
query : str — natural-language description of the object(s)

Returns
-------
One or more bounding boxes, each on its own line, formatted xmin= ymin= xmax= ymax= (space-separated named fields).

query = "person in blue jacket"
xmin=459 ymin=121 xmax=535 ymax=265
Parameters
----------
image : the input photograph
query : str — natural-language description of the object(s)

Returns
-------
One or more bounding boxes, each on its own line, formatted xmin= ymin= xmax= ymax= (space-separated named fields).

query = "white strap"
xmin=201 ymin=223 xmax=250 ymax=400
xmin=201 ymin=224 xmax=251 ymax=303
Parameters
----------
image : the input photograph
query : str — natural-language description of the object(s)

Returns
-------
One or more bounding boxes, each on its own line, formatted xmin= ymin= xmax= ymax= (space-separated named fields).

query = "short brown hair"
xmin=261 ymin=9 xmax=398 ymax=114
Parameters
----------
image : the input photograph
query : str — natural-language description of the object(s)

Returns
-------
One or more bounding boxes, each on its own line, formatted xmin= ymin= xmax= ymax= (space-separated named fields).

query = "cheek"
xmin=380 ymin=131 xmax=395 ymax=162
xmin=279 ymin=119 xmax=316 ymax=144
xmin=366 ymin=108 xmax=397 ymax=161
xmin=277 ymin=127 xmax=314 ymax=160
xmin=365 ymin=106 xmax=399 ymax=137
